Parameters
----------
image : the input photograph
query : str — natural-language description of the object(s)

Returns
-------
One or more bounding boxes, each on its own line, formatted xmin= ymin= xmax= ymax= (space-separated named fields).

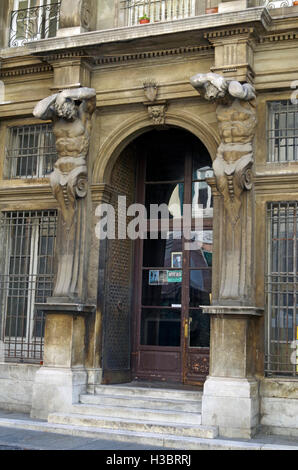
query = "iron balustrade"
xmin=9 ymin=2 xmax=60 ymax=47
xmin=263 ymin=0 xmax=296 ymax=7
xmin=265 ymin=202 xmax=298 ymax=377
xmin=120 ymin=0 xmax=196 ymax=26
xmin=0 ymin=211 xmax=57 ymax=363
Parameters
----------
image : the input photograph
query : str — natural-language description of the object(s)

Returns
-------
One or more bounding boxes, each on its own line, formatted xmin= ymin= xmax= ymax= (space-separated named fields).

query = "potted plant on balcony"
xmin=139 ymin=14 xmax=150 ymax=24
xmin=205 ymin=7 xmax=218 ymax=14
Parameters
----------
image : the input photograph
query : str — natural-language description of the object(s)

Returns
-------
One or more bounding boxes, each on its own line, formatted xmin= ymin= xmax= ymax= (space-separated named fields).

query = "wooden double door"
xmin=131 ymin=129 xmax=213 ymax=385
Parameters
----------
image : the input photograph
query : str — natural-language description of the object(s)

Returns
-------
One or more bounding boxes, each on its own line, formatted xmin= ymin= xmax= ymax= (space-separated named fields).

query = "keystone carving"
xmin=33 ymin=88 xmax=96 ymax=230
xmin=190 ymin=72 xmax=257 ymax=225
xmin=147 ymin=104 xmax=167 ymax=125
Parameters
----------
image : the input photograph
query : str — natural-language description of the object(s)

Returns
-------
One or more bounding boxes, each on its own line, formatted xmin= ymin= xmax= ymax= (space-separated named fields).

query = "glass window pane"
xmin=192 ymin=181 xmax=213 ymax=217
xmin=142 ymin=269 xmax=182 ymax=306
xmin=146 ymin=152 xmax=185 ymax=182
xmin=189 ymin=231 xmax=213 ymax=268
xmin=141 ymin=309 xmax=181 ymax=346
xmin=145 ymin=183 xmax=184 ymax=218
xmin=189 ymin=270 xmax=212 ymax=307
xmin=189 ymin=309 xmax=210 ymax=348
xmin=143 ymin=234 xmax=183 ymax=268
xmin=192 ymin=151 xmax=213 ymax=180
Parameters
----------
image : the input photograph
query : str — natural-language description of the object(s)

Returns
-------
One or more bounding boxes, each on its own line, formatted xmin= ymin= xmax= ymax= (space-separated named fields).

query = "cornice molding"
xmin=0 ymin=63 xmax=53 ymax=78
xmin=259 ymin=31 xmax=298 ymax=43
xmin=94 ymin=45 xmax=213 ymax=66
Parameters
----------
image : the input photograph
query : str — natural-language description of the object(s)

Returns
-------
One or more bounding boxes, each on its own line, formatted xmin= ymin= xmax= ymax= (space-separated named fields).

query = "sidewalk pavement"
xmin=0 ymin=410 xmax=297 ymax=450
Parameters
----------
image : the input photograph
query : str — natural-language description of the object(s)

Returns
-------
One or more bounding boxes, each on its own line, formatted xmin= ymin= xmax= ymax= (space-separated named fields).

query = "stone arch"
xmin=92 ymin=110 xmax=219 ymax=184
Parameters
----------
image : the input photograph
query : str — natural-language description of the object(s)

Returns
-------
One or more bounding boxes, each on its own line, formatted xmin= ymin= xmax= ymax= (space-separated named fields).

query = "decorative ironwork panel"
xmin=267 ymin=101 xmax=298 ymax=162
xmin=0 ymin=210 xmax=57 ymax=362
xmin=265 ymin=202 xmax=298 ymax=377
xmin=263 ymin=0 xmax=295 ymax=7
xmin=6 ymin=124 xmax=57 ymax=179
xmin=103 ymin=148 xmax=136 ymax=371
xmin=9 ymin=2 xmax=60 ymax=47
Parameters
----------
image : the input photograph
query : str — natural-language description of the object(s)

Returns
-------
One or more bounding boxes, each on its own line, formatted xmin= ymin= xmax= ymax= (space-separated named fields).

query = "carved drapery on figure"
xmin=33 ymin=88 xmax=96 ymax=300
xmin=190 ymin=73 xmax=257 ymax=225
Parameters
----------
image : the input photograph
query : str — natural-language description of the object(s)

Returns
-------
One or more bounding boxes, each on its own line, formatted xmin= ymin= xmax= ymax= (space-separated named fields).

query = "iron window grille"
xmin=267 ymin=100 xmax=298 ymax=163
xmin=9 ymin=0 xmax=60 ymax=47
xmin=120 ymin=0 xmax=196 ymax=26
xmin=0 ymin=210 xmax=57 ymax=363
xmin=5 ymin=124 xmax=57 ymax=179
xmin=265 ymin=202 xmax=298 ymax=377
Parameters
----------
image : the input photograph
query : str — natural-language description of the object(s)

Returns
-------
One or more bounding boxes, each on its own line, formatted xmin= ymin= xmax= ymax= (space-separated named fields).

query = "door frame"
xmin=131 ymin=132 xmax=213 ymax=385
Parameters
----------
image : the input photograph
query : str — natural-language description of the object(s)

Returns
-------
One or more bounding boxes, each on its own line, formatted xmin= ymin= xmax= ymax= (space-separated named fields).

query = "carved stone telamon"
xmin=190 ymin=72 xmax=257 ymax=225
xmin=33 ymin=88 xmax=96 ymax=300
xmin=190 ymin=72 xmax=257 ymax=303
xmin=33 ymin=88 xmax=96 ymax=230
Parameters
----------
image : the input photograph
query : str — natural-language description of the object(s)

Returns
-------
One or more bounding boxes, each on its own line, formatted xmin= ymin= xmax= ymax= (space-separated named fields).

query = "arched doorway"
xmin=131 ymin=128 xmax=213 ymax=385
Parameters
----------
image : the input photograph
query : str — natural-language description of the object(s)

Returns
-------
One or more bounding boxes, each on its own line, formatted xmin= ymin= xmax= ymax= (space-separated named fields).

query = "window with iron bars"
xmin=9 ymin=0 xmax=60 ymax=47
xmin=5 ymin=124 xmax=57 ymax=179
xmin=265 ymin=202 xmax=298 ymax=377
xmin=0 ymin=210 xmax=57 ymax=363
xmin=267 ymin=100 xmax=298 ymax=163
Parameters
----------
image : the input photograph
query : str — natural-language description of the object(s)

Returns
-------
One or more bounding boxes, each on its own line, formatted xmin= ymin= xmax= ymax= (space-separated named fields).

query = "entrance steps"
xmin=48 ymin=384 xmax=219 ymax=447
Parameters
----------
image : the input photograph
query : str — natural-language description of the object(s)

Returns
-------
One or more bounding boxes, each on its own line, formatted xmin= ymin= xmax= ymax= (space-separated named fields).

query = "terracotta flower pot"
xmin=205 ymin=7 xmax=218 ymax=14
xmin=140 ymin=18 xmax=150 ymax=24
xmin=293 ymin=1 xmax=298 ymax=5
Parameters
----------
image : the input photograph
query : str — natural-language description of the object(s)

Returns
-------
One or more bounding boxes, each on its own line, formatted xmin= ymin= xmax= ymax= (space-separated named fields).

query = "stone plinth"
xmin=30 ymin=304 xmax=95 ymax=420
xmin=201 ymin=305 xmax=263 ymax=438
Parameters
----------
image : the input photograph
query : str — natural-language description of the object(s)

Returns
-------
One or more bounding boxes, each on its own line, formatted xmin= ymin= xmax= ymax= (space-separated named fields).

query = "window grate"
xmin=5 ymin=124 xmax=57 ymax=179
xmin=265 ymin=202 xmax=298 ymax=377
xmin=0 ymin=210 xmax=57 ymax=363
xmin=267 ymin=100 xmax=298 ymax=163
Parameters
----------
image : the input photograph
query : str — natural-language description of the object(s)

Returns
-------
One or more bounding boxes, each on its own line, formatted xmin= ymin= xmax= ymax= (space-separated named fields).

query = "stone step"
xmin=94 ymin=384 xmax=202 ymax=402
xmin=80 ymin=393 xmax=202 ymax=413
xmin=72 ymin=403 xmax=201 ymax=425
xmin=2 ymin=417 xmax=298 ymax=450
xmin=48 ymin=412 xmax=218 ymax=439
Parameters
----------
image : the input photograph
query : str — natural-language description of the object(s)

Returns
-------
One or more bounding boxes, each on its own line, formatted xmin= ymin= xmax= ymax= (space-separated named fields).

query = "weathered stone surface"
xmin=0 ymin=364 xmax=40 ymax=413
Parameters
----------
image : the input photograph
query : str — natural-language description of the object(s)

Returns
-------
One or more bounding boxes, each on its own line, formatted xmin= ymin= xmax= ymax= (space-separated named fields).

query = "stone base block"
xmin=86 ymin=368 xmax=103 ymax=394
xmin=202 ymin=377 xmax=260 ymax=439
xmin=30 ymin=367 xmax=87 ymax=420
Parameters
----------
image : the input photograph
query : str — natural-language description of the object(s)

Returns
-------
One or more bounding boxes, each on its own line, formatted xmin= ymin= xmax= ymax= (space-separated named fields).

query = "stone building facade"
xmin=0 ymin=0 xmax=297 ymax=442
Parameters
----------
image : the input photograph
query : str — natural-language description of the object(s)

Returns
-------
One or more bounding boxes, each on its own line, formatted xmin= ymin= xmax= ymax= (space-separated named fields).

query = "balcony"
xmin=120 ymin=0 xmax=198 ymax=26
xmin=9 ymin=2 xmax=60 ymax=47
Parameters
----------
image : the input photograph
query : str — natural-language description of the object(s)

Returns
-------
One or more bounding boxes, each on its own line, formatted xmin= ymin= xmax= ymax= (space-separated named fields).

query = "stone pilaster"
xmin=190 ymin=72 xmax=263 ymax=438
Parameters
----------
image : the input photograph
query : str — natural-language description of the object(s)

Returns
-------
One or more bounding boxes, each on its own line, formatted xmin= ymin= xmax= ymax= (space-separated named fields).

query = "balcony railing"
xmin=263 ymin=0 xmax=296 ymax=7
xmin=120 ymin=0 xmax=196 ymax=26
xmin=9 ymin=2 xmax=60 ymax=47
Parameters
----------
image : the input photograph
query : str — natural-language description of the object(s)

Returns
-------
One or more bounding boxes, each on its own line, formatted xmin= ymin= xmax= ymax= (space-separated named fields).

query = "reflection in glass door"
xmin=132 ymin=129 xmax=213 ymax=384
